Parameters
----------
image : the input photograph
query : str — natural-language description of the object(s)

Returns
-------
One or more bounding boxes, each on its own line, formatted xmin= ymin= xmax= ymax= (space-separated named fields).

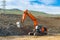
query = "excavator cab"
xmin=34 ymin=25 xmax=47 ymax=35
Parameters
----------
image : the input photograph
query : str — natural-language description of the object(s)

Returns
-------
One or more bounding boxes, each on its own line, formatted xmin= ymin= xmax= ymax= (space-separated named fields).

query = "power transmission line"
xmin=2 ymin=0 xmax=6 ymax=14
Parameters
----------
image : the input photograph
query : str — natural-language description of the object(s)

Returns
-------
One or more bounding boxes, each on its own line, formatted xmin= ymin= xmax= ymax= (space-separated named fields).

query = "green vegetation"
xmin=0 ymin=9 xmax=60 ymax=17
xmin=0 ymin=9 xmax=23 ymax=14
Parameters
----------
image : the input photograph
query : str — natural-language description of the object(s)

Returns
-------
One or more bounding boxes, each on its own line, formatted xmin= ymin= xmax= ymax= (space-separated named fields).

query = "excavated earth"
xmin=0 ymin=14 xmax=60 ymax=36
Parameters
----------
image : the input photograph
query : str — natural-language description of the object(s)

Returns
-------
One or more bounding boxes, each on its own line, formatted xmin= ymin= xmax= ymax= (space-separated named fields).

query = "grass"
xmin=0 ymin=9 xmax=60 ymax=17
xmin=0 ymin=9 xmax=23 ymax=14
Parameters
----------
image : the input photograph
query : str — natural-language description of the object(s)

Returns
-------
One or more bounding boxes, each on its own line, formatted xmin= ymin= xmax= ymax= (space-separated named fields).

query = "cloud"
xmin=6 ymin=5 xmax=18 ymax=9
xmin=0 ymin=0 xmax=60 ymax=14
xmin=6 ymin=0 xmax=14 ymax=2
xmin=39 ymin=0 xmax=56 ymax=5
xmin=16 ymin=0 xmax=60 ymax=14
xmin=0 ymin=0 xmax=13 ymax=2
xmin=24 ymin=4 xmax=60 ymax=14
xmin=0 ymin=2 xmax=2 ymax=6
xmin=0 ymin=0 xmax=3 ymax=1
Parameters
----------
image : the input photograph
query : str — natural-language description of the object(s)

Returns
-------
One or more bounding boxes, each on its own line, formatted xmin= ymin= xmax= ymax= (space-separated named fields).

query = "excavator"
xmin=21 ymin=10 xmax=47 ymax=36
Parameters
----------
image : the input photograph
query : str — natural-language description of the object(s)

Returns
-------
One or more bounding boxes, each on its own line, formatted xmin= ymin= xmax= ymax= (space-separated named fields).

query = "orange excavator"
xmin=21 ymin=10 xmax=47 ymax=35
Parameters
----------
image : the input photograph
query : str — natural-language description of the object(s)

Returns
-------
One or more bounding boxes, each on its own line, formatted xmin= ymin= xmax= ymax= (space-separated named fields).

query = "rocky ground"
xmin=0 ymin=14 xmax=60 ymax=36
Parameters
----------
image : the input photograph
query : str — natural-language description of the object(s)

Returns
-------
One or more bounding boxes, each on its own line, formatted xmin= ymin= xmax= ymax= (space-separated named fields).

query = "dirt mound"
xmin=0 ymin=14 xmax=60 ymax=36
xmin=37 ymin=16 xmax=60 ymax=34
xmin=0 ymin=14 xmax=33 ymax=36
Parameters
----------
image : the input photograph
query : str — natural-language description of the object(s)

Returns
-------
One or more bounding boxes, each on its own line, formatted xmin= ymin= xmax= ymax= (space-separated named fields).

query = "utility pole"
xmin=2 ymin=0 xmax=6 ymax=14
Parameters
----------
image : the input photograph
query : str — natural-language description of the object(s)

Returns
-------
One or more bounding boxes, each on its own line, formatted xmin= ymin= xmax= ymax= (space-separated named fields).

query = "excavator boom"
xmin=21 ymin=10 xmax=38 ymax=28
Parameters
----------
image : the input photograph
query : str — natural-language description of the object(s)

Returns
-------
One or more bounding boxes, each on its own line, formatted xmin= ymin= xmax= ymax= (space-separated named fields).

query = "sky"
xmin=0 ymin=0 xmax=60 ymax=14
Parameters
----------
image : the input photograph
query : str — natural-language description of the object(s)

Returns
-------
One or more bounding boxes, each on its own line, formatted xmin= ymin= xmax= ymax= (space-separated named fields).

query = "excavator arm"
xmin=21 ymin=10 xmax=38 ymax=28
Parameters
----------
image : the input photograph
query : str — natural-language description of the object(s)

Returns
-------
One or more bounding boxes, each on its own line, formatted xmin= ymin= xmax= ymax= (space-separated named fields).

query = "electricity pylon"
xmin=2 ymin=0 xmax=6 ymax=14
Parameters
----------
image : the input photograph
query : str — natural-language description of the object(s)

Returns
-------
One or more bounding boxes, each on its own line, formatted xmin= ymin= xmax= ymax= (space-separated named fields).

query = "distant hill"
xmin=0 ymin=8 xmax=60 ymax=17
xmin=0 ymin=8 xmax=46 ymax=15
xmin=0 ymin=8 xmax=23 ymax=14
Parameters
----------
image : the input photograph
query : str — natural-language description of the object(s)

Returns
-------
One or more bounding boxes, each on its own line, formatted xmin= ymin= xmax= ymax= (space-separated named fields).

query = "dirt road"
xmin=0 ymin=36 xmax=60 ymax=40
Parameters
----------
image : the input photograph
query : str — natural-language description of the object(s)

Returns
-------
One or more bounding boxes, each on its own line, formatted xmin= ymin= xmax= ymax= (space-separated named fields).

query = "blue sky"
xmin=0 ymin=0 xmax=60 ymax=14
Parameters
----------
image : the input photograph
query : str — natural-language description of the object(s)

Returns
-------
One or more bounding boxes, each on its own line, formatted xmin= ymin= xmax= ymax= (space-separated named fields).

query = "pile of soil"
xmin=0 ymin=14 xmax=60 ymax=36
xmin=0 ymin=14 xmax=33 ymax=36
